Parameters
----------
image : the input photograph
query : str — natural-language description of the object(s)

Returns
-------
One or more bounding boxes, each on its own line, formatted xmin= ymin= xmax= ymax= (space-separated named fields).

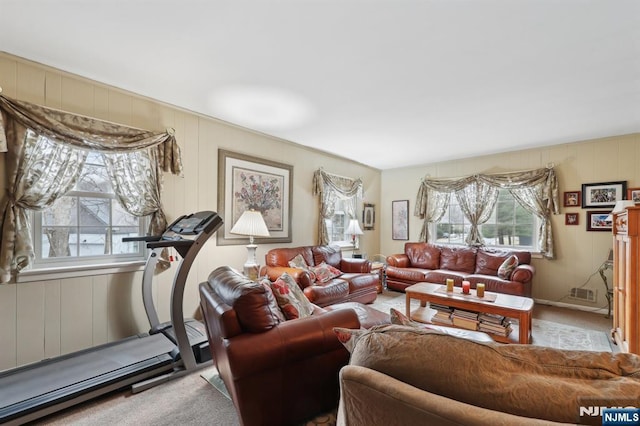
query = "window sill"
xmin=17 ymin=261 xmax=146 ymax=283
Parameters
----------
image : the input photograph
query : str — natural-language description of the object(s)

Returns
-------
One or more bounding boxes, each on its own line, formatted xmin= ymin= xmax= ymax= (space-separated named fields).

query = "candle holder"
xmin=446 ymin=278 xmax=454 ymax=292
xmin=462 ymin=280 xmax=471 ymax=294
xmin=476 ymin=283 xmax=485 ymax=298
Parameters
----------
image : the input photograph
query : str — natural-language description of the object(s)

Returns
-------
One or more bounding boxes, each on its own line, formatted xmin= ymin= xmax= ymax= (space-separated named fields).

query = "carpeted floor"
xmin=33 ymin=289 xmax=616 ymax=425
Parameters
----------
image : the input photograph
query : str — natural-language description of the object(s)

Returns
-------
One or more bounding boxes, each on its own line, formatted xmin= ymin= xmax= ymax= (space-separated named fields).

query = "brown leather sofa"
xmin=386 ymin=242 xmax=535 ymax=297
xmin=198 ymin=266 xmax=388 ymax=426
xmin=260 ymin=245 xmax=379 ymax=307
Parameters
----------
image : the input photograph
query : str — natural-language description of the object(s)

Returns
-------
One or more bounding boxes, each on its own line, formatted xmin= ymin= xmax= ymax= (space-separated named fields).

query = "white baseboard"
xmin=534 ymin=298 xmax=610 ymax=316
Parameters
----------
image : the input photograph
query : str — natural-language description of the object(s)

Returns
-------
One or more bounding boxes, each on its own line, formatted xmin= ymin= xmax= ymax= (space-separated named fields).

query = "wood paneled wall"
xmin=0 ymin=52 xmax=381 ymax=370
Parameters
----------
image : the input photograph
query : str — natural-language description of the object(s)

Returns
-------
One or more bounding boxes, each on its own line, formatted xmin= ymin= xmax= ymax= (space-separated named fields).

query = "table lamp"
xmin=605 ymin=200 xmax=635 ymax=222
xmin=230 ymin=210 xmax=270 ymax=280
xmin=346 ymin=219 xmax=363 ymax=249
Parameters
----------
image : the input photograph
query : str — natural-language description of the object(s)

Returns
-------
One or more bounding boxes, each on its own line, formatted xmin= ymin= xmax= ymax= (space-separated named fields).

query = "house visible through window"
xmin=33 ymin=152 xmax=146 ymax=266
xmin=434 ymin=189 xmax=537 ymax=249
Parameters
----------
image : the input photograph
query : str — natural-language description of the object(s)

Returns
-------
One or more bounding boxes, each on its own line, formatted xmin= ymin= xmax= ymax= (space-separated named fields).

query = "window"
xmin=33 ymin=152 xmax=147 ymax=267
xmin=326 ymin=199 xmax=352 ymax=245
xmin=434 ymin=189 xmax=538 ymax=250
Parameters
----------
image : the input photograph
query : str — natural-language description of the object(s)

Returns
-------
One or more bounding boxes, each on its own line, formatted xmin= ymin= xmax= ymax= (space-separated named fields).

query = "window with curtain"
xmin=312 ymin=169 xmax=363 ymax=246
xmin=0 ymin=94 xmax=182 ymax=283
xmin=33 ymin=149 xmax=146 ymax=266
xmin=415 ymin=166 xmax=559 ymax=258
xmin=434 ymin=189 xmax=538 ymax=249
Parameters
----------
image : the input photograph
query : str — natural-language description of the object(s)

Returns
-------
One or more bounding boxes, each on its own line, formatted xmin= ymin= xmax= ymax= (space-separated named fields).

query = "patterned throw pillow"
xmin=497 ymin=255 xmax=519 ymax=279
xmin=288 ymin=253 xmax=308 ymax=269
xmin=333 ymin=327 xmax=367 ymax=353
xmin=288 ymin=253 xmax=317 ymax=282
xmin=269 ymin=273 xmax=314 ymax=320
xmin=311 ymin=262 xmax=342 ymax=283
xmin=258 ymin=278 xmax=287 ymax=323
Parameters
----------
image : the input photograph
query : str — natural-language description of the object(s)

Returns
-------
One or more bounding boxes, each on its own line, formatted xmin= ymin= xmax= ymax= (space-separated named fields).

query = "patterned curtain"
xmin=415 ymin=166 xmax=559 ymax=258
xmin=0 ymin=94 xmax=183 ymax=283
xmin=312 ymin=169 xmax=363 ymax=245
xmin=455 ymin=181 xmax=498 ymax=246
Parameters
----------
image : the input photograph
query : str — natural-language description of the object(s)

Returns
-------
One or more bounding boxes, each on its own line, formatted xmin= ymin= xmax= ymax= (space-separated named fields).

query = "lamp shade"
xmin=605 ymin=200 xmax=635 ymax=222
xmin=230 ymin=210 xmax=270 ymax=239
xmin=346 ymin=219 xmax=363 ymax=235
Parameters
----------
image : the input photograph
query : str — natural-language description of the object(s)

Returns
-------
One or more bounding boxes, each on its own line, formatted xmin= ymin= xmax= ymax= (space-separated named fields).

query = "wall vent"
xmin=568 ymin=287 xmax=597 ymax=303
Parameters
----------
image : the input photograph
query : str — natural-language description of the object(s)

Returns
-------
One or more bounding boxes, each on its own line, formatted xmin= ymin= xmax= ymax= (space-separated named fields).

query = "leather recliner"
xmin=199 ymin=266 xmax=361 ymax=426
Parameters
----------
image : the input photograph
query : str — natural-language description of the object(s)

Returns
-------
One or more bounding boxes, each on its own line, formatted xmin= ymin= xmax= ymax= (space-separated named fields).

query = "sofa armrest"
xmin=511 ymin=264 xmax=535 ymax=283
xmin=340 ymin=258 xmax=371 ymax=273
xmin=261 ymin=266 xmax=313 ymax=288
xmin=225 ymin=309 xmax=359 ymax=380
xmin=338 ymin=365 xmax=564 ymax=426
xmin=386 ymin=253 xmax=409 ymax=267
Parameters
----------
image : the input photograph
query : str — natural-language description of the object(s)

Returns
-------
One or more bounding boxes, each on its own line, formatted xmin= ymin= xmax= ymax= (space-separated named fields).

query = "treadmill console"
xmin=165 ymin=211 xmax=221 ymax=237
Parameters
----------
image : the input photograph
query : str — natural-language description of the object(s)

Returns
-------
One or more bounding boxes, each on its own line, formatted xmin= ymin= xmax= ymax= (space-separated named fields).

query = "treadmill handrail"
xmin=145 ymin=239 xmax=194 ymax=249
xmin=122 ymin=235 xmax=162 ymax=243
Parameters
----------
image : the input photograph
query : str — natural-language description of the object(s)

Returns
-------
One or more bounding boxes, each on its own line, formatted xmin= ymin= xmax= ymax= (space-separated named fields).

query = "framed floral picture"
xmin=363 ymin=203 xmax=375 ymax=230
xmin=392 ymin=200 xmax=409 ymax=240
xmin=217 ymin=149 xmax=293 ymax=245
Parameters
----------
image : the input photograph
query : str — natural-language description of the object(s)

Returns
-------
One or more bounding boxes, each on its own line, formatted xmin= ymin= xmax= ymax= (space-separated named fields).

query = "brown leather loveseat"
xmin=260 ymin=245 xmax=379 ymax=307
xmin=386 ymin=242 xmax=535 ymax=297
xmin=199 ymin=266 xmax=363 ymax=426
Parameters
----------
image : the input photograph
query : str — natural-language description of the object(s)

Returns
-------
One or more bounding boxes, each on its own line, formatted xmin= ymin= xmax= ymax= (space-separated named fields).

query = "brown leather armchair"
xmin=199 ymin=266 xmax=360 ymax=426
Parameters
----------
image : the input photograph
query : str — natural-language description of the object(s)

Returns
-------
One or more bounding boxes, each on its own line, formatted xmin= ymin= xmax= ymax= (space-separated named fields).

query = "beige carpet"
xmin=34 ymin=292 xmax=613 ymax=425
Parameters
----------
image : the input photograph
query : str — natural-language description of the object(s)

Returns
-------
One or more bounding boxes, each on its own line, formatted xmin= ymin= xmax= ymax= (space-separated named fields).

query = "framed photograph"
xmin=392 ymin=200 xmax=409 ymax=240
xmin=581 ymin=181 xmax=627 ymax=209
xmin=563 ymin=191 xmax=581 ymax=207
xmin=628 ymin=187 xmax=640 ymax=204
xmin=565 ymin=213 xmax=579 ymax=225
xmin=217 ymin=149 xmax=293 ymax=246
xmin=586 ymin=210 xmax=612 ymax=232
xmin=362 ymin=203 xmax=375 ymax=230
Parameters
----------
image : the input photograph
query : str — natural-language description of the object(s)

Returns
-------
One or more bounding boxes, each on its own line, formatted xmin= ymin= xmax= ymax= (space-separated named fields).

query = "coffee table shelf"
xmin=405 ymin=282 xmax=534 ymax=344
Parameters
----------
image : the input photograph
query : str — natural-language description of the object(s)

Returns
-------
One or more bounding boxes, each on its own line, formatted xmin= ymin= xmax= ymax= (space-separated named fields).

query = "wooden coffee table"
xmin=405 ymin=282 xmax=534 ymax=344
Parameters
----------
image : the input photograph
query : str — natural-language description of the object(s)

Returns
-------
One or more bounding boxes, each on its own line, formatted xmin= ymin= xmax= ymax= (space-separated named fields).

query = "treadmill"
xmin=0 ymin=211 xmax=223 ymax=425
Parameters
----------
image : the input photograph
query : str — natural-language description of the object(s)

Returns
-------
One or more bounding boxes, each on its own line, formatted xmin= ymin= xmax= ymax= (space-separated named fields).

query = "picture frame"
xmin=563 ymin=191 xmax=581 ymax=207
xmin=217 ymin=149 xmax=293 ymax=246
xmin=362 ymin=203 xmax=375 ymax=230
xmin=392 ymin=200 xmax=409 ymax=240
xmin=627 ymin=187 xmax=640 ymax=204
xmin=586 ymin=210 xmax=612 ymax=232
xmin=581 ymin=181 xmax=627 ymax=209
xmin=565 ymin=213 xmax=579 ymax=225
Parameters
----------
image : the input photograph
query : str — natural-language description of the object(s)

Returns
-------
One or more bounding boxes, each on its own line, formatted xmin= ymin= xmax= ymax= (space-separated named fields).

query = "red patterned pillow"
xmin=311 ymin=262 xmax=342 ymax=283
xmin=497 ymin=255 xmax=519 ymax=279
xmin=269 ymin=273 xmax=314 ymax=320
xmin=288 ymin=253 xmax=317 ymax=282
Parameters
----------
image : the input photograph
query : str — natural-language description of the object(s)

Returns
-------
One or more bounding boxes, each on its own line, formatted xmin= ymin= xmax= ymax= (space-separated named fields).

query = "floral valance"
xmin=0 ymin=94 xmax=182 ymax=174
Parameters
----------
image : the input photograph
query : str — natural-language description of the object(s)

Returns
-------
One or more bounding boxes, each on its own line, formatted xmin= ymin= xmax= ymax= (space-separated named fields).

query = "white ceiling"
xmin=1 ymin=0 xmax=639 ymax=170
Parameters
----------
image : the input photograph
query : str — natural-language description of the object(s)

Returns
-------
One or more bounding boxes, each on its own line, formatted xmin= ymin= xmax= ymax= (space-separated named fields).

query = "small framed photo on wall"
xmin=586 ymin=210 xmax=612 ymax=232
xmin=563 ymin=191 xmax=580 ymax=207
xmin=628 ymin=188 xmax=640 ymax=204
xmin=565 ymin=213 xmax=579 ymax=225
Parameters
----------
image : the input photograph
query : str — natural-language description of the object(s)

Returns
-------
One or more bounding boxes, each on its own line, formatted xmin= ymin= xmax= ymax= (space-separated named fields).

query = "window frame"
xmin=431 ymin=190 xmax=540 ymax=251
xmin=30 ymin=155 xmax=148 ymax=270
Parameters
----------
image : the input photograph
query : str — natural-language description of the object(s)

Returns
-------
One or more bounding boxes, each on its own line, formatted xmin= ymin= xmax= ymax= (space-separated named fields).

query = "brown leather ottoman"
xmin=325 ymin=302 xmax=391 ymax=329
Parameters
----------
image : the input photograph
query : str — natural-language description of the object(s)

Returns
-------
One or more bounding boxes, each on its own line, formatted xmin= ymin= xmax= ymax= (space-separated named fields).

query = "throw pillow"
xmin=333 ymin=327 xmax=366 ymax=353
xmin=270 ymin=272 xmax=314 ymax=320
xmin=288 ymin=253 xmax=308 ymax=269
xmin=311 ymin=262 xmax=342 ymax=283
xmin=258 ymin=278 xmax=287 ymax=323
xmin=287 ymin=253 xmax=317 ymax=282
xmin=497 ymin=255 xmax=519 ymax=279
